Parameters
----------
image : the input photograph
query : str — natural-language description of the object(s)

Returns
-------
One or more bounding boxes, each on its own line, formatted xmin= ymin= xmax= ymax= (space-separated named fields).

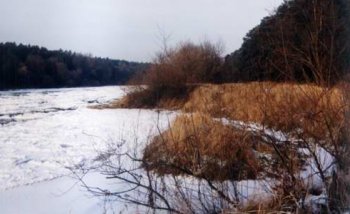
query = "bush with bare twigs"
xmin=118 ymin=41 xmax=224 ymax=108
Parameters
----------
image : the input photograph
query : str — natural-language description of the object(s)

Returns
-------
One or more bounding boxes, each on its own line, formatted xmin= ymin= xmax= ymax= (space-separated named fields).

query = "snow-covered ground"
xmin=0 ymin=86 xmax=176 ymax=213
xmin=0 ymin=172 xmax=134 ymax=214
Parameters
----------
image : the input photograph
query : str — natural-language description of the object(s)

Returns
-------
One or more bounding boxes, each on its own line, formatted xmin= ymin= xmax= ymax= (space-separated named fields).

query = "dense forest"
xmin=0 ymin=42 xmax=149 ymax=89
xmin=223 ymin=0 xmax=350 ymax=85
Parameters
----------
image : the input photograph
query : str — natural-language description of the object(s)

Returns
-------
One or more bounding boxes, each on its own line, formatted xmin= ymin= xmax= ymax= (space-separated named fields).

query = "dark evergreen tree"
xmin=223 ymin=0 xmax=350 ymax=85
xmin=0 ymin=43 xmax=149 ymax=89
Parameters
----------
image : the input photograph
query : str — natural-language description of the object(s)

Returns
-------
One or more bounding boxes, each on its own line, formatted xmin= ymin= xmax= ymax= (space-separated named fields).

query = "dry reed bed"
xmin=182 ymin=82 xmax=346 ymax=142
xmin=143 ymin=113 xmax=268 ymax=181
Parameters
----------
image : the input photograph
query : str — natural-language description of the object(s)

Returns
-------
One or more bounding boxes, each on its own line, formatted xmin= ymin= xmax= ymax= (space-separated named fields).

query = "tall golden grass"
xmin=143 ymin=113 xmax=265 ymax=181
xmin=183 ymin=82 xmax=346 ymax=142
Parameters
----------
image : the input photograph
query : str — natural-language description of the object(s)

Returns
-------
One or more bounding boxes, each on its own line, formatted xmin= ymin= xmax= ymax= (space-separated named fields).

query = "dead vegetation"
xmin=183 ymin=82 xmax=346 ymax=143
xmin=143 ymin=113 xmax=264 ymax=181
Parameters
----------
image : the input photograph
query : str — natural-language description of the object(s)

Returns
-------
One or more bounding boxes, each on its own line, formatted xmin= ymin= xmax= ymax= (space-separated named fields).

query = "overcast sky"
xmin=0 ymin=0 xmax=283 ymax=62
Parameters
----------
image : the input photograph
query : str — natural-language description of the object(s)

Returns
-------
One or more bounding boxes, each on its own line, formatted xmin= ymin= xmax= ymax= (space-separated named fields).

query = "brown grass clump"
xmin=111 ymin=40 xmax=223 ymax=109
xmin=183 ymin=82 xmax=346 ymax=143
xmin=142 ymin=113 xmax=274 ymax=181
xmin=111 ymin=86 xmax=193 ymax=109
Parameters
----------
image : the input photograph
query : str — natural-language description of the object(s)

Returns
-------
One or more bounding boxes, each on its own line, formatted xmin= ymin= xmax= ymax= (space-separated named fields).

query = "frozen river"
xmin=0 ymin=86 xmax=175 ymax=213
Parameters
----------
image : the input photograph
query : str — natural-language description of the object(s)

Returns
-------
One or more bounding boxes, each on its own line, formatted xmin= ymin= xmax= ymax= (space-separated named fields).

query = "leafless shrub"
xmin=119 ymin=41 xmax=224 ymax=108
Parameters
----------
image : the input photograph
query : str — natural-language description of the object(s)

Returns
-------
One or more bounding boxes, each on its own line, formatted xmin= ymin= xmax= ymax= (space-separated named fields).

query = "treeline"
xmin=223 ymin=0 xmax=350 ymax=85
xmin=0 ymin=42 xmax=149 ymax=89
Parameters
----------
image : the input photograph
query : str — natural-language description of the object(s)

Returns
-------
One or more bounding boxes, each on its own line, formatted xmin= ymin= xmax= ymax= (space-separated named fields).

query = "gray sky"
xmin=0 ymin=0 xmax=283 ymax=62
